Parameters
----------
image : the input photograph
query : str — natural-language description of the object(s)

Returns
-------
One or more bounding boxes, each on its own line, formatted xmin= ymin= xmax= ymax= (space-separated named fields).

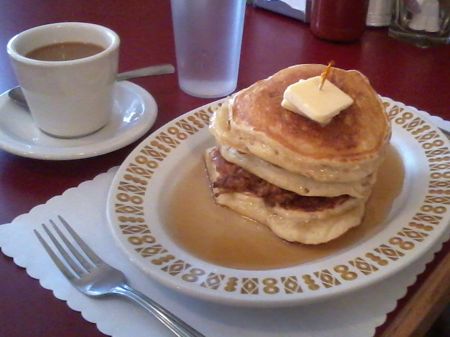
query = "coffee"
xmin=26 ymin=42 xmax=104 ymax=61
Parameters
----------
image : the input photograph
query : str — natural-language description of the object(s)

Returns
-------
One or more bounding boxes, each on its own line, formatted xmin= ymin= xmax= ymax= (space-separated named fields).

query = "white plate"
xmin=381 ymin=96 xmax=450 ymax=134
xmin=0 ymin=81 xmax=157 ymax=160
xmin=106 ymin=98 xmax=450 ymax=307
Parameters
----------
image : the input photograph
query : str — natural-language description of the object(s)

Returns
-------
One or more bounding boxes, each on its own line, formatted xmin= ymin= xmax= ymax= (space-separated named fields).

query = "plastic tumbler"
xmin=170 ymin=0 xmax=246 ymax=98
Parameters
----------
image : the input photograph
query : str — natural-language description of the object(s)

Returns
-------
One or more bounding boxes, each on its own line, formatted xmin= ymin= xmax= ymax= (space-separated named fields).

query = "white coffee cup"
xmin=7 ymin=22 xmax=120 ymax=138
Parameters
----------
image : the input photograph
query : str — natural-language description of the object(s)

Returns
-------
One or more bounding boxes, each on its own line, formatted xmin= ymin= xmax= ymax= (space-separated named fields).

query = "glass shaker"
xmin=389 ymin=0 xmax=450 ymax=47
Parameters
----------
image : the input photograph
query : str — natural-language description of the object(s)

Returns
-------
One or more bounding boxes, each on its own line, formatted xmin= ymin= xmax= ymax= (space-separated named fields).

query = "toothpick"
xmin=319 ymin=61 xmax=335 ymax=90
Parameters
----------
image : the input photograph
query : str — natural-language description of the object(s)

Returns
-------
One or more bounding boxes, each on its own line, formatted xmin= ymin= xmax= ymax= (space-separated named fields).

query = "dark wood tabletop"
xmin=0 ymin=1 xmax=449 ymax=337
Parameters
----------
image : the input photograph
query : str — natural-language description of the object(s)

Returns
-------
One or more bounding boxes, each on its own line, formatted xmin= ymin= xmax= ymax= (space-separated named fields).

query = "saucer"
xmin=0 ymin=81 xmax=157 ymax=160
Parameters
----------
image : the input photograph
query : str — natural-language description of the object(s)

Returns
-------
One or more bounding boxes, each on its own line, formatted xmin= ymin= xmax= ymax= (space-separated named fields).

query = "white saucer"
xmin=0 ymin=81 xmax=157 ymax=160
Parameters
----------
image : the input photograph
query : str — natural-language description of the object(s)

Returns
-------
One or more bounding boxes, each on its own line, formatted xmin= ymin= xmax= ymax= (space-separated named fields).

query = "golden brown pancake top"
xmin=231 ymin=64 xmax=390 ymax=161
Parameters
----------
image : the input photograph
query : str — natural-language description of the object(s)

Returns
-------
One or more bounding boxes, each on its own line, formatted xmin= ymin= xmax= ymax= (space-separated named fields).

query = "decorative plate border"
xmin=106 ymin=97 xmax=450 ymax=306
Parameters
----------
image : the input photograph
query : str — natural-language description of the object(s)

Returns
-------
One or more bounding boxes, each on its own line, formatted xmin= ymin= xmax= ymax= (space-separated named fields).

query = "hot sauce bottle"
xmin=310 ymin=0 xmax=370 ymax=42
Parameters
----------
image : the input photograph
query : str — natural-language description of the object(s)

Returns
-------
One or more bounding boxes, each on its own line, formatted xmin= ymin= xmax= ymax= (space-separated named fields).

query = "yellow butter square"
xmin=282 ymin=76 xmax=354 ymax=125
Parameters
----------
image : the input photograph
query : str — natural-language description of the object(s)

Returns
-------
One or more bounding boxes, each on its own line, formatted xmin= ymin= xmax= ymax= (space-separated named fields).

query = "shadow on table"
xmin=426 ymin=305 xmax=450 ymax=337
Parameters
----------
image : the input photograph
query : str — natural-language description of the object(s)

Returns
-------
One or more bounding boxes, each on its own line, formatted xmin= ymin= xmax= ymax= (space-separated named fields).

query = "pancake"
xmin=206 ymin=64 xmax=390 ymax=244
xmin=210 ymin=64 xmax=391 ymax=182
xmin=219 ymin=145 xmax=375 ymax=198
xmin=204 ymin=147 xmax=366 ymax=244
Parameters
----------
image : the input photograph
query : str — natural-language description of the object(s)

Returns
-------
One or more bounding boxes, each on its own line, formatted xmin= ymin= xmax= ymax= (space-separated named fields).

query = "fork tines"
xmin=34 ymin=215 xmax=103 ymax=279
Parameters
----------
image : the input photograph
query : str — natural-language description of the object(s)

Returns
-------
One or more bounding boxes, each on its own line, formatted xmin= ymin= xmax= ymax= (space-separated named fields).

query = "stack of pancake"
xmin=204 ymin=64 xmax=391 ymax=244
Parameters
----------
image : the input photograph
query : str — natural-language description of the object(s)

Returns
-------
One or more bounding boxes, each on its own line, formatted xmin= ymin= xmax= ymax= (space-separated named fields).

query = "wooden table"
xmin=0 ymin=2 xmax=449 ymax=336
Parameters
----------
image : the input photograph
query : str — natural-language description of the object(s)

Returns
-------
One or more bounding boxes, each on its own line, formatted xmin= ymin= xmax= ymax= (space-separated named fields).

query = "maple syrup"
xmin=164 ymin=146 xmax=404 ymax=270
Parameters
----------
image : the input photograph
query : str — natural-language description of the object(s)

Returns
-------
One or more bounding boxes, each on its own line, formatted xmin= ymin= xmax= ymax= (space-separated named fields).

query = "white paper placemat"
xmin=0 ymin=167 xmax=448 ymax=337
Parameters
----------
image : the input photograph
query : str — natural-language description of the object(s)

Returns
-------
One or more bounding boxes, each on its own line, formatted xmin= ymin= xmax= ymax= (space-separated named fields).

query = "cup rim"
xmin=6 ymin=22 xmax=120 ymax=66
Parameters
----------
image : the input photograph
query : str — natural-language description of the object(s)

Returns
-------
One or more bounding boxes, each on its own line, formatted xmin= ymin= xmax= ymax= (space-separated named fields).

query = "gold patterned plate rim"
xmin=106 ymin=97 xmax=450 ymax=307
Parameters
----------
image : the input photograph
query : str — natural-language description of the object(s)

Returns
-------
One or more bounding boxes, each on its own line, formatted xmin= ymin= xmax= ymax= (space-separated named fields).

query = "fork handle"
xmin=113 ymin=284 xmax=205 ymax=337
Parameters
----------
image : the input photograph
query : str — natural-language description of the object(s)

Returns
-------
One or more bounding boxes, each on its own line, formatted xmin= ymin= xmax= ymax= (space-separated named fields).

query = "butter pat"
xmin=282 ymin=76 xmax=354 ymax=125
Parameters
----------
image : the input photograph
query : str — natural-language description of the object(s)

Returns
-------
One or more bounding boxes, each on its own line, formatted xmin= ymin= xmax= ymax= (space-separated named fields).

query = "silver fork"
xmin=34 ymin=215 xmax=205 ymax=337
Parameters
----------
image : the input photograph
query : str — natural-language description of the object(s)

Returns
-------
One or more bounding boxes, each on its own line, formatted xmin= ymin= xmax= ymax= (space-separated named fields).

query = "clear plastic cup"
xmin=170 ymin=0 xmax=246 ymax=98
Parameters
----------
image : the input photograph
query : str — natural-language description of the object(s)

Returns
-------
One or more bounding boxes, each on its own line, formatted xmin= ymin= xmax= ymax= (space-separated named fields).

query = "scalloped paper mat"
xmin=1 ymin=168 xmax=449 ymax=337
xmin=0 ymin=98 xmax=449 ymax=336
